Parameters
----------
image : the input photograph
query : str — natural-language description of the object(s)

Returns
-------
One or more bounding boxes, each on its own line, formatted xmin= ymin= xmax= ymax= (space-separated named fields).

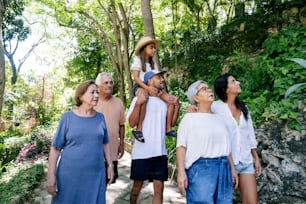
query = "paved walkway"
xmin=33 ymin=151 xmax=186 ymax=204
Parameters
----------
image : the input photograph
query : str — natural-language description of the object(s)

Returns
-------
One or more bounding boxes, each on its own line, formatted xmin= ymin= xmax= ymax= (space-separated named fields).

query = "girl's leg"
xmin=136 ymin=102 xmax=146 ymax=131
xmin=166 ymin=104 xmax=174 ymax=133
xmin=238 ymin=174 xmax=258 ymax=204
xmin=132 ymin=88 xmax=147 ymax=142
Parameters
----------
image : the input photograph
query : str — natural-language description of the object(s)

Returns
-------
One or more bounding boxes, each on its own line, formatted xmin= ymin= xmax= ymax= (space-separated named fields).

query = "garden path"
xmin=31 ymin=151 xmax=186 ymax=204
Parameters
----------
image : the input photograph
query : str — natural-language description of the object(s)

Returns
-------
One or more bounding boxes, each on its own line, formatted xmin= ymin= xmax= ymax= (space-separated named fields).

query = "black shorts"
xmin=105 ymin=161 xmax=118 ymax=184
xmin=130 ymin=155 xmax=168 ymax=182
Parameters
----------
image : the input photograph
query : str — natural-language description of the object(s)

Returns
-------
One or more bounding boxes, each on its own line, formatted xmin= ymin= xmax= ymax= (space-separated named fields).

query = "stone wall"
xmin=234 ymin=101 xmax=306 ymax=203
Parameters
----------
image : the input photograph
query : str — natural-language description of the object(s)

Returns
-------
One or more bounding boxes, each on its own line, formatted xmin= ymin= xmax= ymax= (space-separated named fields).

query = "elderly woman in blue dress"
xmin=46 ymin=80 xmax=114 ymax=204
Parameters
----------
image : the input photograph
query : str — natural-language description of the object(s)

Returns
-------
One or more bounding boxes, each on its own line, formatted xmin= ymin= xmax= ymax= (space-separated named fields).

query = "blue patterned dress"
xmin=51 ymin=111 xmax=109 ymax=204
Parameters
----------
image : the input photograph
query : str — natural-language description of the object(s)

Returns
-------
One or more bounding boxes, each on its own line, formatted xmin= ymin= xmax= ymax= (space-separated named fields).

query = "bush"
xmin=0 ymin=135 xmax=30 ymax=174
xmin=0 ymin=163 xmax=44 ymax=203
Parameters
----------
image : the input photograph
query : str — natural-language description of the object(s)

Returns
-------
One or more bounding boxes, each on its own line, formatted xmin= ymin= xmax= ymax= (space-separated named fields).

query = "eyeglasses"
xmin=196 ymin=86 xmax=210 ymax=95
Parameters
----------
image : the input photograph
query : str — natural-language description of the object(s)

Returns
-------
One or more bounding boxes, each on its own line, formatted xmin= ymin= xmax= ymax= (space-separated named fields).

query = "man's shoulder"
xmin=111 ymin=96 xmax=124 ymax=106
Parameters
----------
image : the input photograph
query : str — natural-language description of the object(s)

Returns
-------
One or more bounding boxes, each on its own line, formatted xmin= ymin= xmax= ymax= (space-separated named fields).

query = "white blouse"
xmin=211 ymin=100 xmax=257 ymax=165
xmin=130 ymin=56 xmax=159 ymax=81
xmin=177 ymin=113 xmax=231 ymax=169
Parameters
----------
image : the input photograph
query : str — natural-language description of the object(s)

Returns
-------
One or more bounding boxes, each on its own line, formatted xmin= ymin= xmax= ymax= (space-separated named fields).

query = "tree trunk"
xmin=0 ymin=1 xmax=10 ymax=119
xmin=110 ymin=3 xmax=126 ymax=103
xmin=7 ymin=54 xmax=17 ymax=85
xmin=141 ymin=0 xmax=161 ymax=69
xmin=118 ymin=3 xmax=134 ymax=100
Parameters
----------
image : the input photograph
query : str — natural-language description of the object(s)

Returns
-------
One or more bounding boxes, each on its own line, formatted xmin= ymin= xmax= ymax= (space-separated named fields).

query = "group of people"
xmin=45 ymin=36 xmax=262 ymax=204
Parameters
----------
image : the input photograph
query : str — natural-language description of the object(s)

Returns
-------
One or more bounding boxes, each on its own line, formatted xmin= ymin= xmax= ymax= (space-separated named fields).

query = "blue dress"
xmin=51 ymin=111 xmax=109 ymax=204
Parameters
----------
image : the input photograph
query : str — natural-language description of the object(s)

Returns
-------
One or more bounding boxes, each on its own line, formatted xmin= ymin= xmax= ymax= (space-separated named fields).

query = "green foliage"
xmin=285 ymin=57 xmax=306 ymax=98
xmin=0 ymin=164 xmax=44 ymax=203
xmin=64 ymin=31 xmax=113 ymax=87
xmin=252 ymin=24 xmax=306 ymax=124
xmin=2 ymin=0 xmax=30 ymax=42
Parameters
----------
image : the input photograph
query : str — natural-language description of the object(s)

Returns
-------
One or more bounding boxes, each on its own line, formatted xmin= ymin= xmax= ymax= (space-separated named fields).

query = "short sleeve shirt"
xmin=95 ymin=96 xmax=125 ymax=161
xmin=127 ymin=96 xmax=168 ymax=159
xmin=130 ymin=56 xmax=159 ymax=81
xmin=177 ymin=113 xmax=231 ymax=169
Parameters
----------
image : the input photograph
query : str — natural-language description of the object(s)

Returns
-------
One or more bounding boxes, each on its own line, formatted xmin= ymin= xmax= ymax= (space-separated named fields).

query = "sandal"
xmin=166 ymin=130 xmax=177 ymax=138
xmin=132 ymin=130 xmax=145 ymax=143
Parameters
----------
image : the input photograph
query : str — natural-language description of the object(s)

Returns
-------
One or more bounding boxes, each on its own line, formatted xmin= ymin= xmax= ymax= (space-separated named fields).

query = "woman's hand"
xmin=107 ymin=165 xmax=115 ymax=185
xmin=177 ymin=170 xmax=188 ymax=194
xmin=46 ymin=174 xmax=57 ymax=196
xmin=231 ymin=171 xmax=239 ymax=189
xmin=187 ymin=105 xmax=198 ymax=113
xmin=255 ymin=158 xmax=262 ymax=177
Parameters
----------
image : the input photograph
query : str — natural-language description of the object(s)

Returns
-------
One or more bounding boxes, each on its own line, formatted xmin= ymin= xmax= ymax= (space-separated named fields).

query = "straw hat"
xmin=135 ymin=36 xmax=160 ymax=56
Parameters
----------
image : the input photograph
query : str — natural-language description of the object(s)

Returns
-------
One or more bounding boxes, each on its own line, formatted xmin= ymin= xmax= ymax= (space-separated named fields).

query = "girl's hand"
xmin=160 ymin=92 xmax=178 ymax=104
xmin=148 ymin=86 xmax=158 ymax=96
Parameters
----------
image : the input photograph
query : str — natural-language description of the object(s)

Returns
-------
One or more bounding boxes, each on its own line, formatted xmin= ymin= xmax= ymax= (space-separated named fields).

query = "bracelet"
xmin=107 ymin=164 xmax=113 ymax=167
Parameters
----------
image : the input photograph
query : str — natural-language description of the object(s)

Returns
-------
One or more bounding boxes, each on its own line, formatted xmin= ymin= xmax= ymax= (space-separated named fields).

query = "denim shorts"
xmin=234 ymin=162 xmax=255 ymax=174
xmin=186 ymin=157 xmax=233 ymax=204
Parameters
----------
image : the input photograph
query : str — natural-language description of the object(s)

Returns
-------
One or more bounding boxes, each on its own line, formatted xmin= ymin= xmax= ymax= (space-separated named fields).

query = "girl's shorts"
xmin=235 ymin=162 xmax=255 ymax=174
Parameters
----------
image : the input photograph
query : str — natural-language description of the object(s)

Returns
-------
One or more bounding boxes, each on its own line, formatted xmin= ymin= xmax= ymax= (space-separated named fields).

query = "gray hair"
xmin=95 ymin=72 xmax=113 ymax=85
xmin=187 ymin=80 xmax=207 ymax=105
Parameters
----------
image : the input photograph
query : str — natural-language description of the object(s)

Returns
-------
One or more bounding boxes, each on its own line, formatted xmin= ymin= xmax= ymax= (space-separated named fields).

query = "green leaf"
xmin=287 ymin=58 xmax=306 ymax=69
xmin=285 ymin=83 xmax=306 ymax=98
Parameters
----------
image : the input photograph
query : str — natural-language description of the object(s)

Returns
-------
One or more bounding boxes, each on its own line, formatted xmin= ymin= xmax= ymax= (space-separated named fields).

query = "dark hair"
xmin=139 ymin=45 xmax=155 ymax=72
xmin=214 ymin=73 xmax=249 ymax=120
xmin=74 ymin=80 xmax=97 ymax=107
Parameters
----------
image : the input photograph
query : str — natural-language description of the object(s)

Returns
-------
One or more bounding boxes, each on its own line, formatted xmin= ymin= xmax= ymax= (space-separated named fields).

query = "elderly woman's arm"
xmin=104 ymin=143 xmax=114 ymax=185
xmin=176 ymin=146 xmax=188 ymax=194
xmin=227 ymin=153 xmax=238 ymax=189
xmin=46 ymin=147 xmax=61 ymax=196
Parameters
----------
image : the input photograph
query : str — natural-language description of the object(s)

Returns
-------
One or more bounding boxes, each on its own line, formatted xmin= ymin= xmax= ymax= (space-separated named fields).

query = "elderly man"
xmin=127 ymin=70 xmax=180 ymax=204
xmin=95 ymin=72 xmax=125 ymax=184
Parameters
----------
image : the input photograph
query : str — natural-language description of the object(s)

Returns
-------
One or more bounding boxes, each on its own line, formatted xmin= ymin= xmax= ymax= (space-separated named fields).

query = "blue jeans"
xmin=186 ymin=157 xmax=233 ymax=204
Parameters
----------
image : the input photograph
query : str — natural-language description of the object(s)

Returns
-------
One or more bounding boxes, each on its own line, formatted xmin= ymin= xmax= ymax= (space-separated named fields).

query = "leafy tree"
xmin=41 ymin=0 xmax=134 ymax=103
xmin=64 ymin=31 xmax=112 ymax=85
xmin=2 ymin=0 xmax=46 ymax=86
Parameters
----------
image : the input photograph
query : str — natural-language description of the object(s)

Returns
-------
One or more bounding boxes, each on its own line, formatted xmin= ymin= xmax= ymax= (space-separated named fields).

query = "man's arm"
xmin=118 ymin=124 xmax=125 ymax=159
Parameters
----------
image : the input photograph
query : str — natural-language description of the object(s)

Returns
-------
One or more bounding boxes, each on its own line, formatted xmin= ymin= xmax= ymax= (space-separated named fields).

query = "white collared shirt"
xmin=211 ymin=100 xmax=257 ymax=165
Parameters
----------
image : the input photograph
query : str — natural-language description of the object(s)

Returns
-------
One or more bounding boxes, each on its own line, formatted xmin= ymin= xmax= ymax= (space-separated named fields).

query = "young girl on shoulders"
xmin=130 ymin=36 xmax=179 ymax=142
